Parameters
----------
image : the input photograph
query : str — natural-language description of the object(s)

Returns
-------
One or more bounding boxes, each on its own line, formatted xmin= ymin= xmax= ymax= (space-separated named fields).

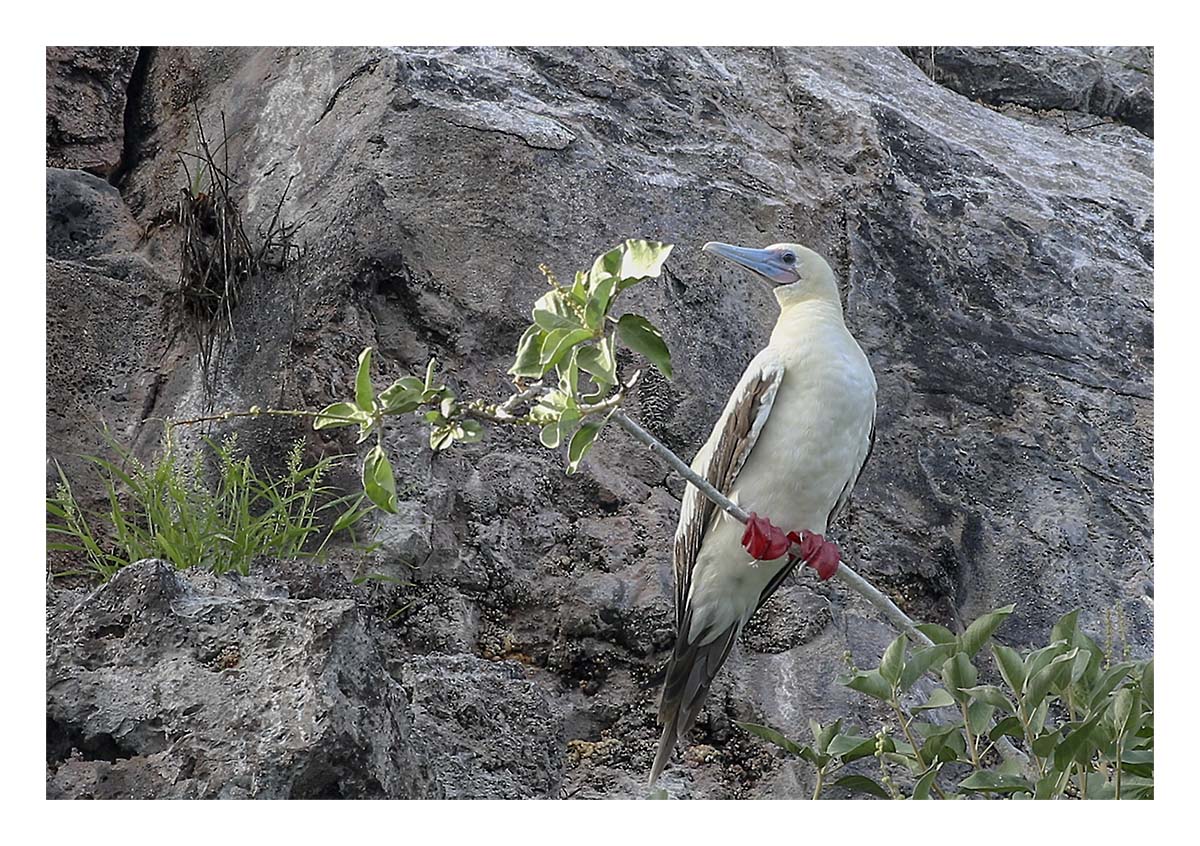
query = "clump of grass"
xmin=47 ymin=434 xmax=375 ymax=580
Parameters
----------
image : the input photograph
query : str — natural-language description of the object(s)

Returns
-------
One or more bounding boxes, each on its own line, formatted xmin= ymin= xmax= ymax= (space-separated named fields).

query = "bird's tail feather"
xmin=648 ymin=611 xmax=740 ymax=785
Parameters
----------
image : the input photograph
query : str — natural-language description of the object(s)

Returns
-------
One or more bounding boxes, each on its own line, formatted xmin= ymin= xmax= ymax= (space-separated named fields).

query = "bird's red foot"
xmin=787 ymin=530 xmax=841 ymax=581
xmin=741 ymin=514 xmax=841 ymax=580
xmin=741 ymin=512 xmax=791 ymax=560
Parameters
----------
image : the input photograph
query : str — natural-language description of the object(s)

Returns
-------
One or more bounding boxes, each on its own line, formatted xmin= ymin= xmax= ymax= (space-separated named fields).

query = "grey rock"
xmin=903 ymin=46 xmax=1153 ymax=136
xmin=46 ymin=560 xmax=431 ymax=799
xmin=46 ymin=559 xmax=569 ymax=799
xmin=46 ymin=47 xmax=1152 ymax=798
xmin=46 ymin=168 xmax=143 ymax=260
xmin=400 ymin=655 xmax=565 ymax=798
xmin=46 ymin=47 xmax=141 ymax=176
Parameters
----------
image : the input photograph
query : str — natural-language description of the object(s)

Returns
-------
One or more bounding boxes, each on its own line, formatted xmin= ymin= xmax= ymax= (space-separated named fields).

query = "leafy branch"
xmin=741 ymin=606 xmax=1152 ymax=799
xmin=300 ymin=240 xmax=935 ymax=654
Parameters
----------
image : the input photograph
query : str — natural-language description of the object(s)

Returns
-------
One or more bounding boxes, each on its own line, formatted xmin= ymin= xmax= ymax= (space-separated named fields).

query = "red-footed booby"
xmin=649 ymin=242 xmax=877 ymax=786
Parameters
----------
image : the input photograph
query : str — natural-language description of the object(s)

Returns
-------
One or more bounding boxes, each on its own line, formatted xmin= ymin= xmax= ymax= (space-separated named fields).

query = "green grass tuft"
xmin=48 ymin=433 xmax=375 ymax=580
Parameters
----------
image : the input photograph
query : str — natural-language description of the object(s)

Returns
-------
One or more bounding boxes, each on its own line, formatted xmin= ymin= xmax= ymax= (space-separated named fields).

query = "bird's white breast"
xmin=686 ymin=303 xmax=876 ymax=640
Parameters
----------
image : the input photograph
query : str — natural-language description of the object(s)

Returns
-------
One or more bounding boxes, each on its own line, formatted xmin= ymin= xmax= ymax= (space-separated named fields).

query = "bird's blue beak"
xmin=703 ymin=242 xmax=787 ymax=285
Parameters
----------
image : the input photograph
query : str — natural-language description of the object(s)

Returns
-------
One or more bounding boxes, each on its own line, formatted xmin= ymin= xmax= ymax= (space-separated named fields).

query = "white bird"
xmin=649 ymin=241 xmax=878 ymax=786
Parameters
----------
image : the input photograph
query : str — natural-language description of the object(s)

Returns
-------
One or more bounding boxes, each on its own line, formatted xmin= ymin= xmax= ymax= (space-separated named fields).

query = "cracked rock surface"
xmin=47 ymin=47 xmax=1152 ymax=798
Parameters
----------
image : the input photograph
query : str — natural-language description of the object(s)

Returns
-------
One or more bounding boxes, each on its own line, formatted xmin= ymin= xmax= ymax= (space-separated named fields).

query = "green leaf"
xmin=1087 ymin=661 xmax=1136 ymax=712
xmin=912 ymin=766 xmax=941 ymax=800
xmin=423 ymin=358 xmax=438 ymax=390
xmin=879 ymin=633 xmax=907 ymax=688
xmin=737 ymin=722 xmax=804 ymax=756
xmin=540 ymin=328 xmax=593 ymax=369
xmin=577 ymin=336 xmax=618 ymax=394
xmin=1054 ymin=711 xmax=1106 ymax=771
xmin=833 ymin=775 xmax=889 ymax=798
xmin=619 ymin=239 xmax=674 ymax=281
xmin=557 ymin=349 xmax=581 ymax=398
xmin=1113 ymin=687 xmax=1138 ymax=737
xmin=957 ymin=770 xmax=1033 ymax=795
xmin=967 ymin=700 xmax=996 ymax=737
xmin=509 ymin=325 xmax=547 ymax=378
xmin=533 ymin=289 xmax=585 ymax=332
xmin=960 ymin=604 xmax=1015 ymax=657
xmin=362 ymin=445 xmax=397 ymax=514
xmin=585 ymin=240 xmax=673 ymax=293
xmin=1051 ymin=609 xmax=1079 ymax=645
xmin=1031 ymin=730 xmax=1060 ymax=758
xmin=827 ymin=733 xmax=883 ymax=762
xmin=585 ymin=274 xmax=618 ymax=329
xmin=961 ymin=685 xmax=1015 ymax=714
xmin=616 ymin=314 xmax=672 ymax=379
xmin=587 ymin=244 xmax=624 ymax=287
xmin=989 ymin=715 xmax=1024 ymax=741
xmin=566 ymin=412 xmax=611 ymax=474
xmin=813 ymin=718 xmax=841 ymax=756
xmin=1075 ymin=632 xmax=1105 ymax=687
xmin=942 ymin=653 xmax=978 ymax=703
xmin=1070 ymin=637 xmax=1102 ymax=686
xmin=1024 ymin=640 xmax=1070 ymax=681
xmin=1035 ymin=773 xmax=1065 ymax=800
xmin=1024 ymin=649 xmax=1078 ymax=711
xmin=355 ymin=418 xmax=378 ymax=444
xmin=940 ymin=728 xmax=968 ymax=762
xmin=917 ymin=720 xmax=963 ymax=761
xmin=331 ymin=494 xmax=373 ymax=533
xmin=1119 ymin=778 xmax=1153 ymax=800
xmin=899 ymin=642 xmax=956 ymax=692
xmin=912 ymin=687 xmax=957 ymax=711
xmin=915 ymin=622 xmax=957 ymax=645
xmin=314 ymin=401 xmax=365 ymax=430
xmin=1030 ymin=698 xmax=1051 ymax=736
xmin=540 ymin=408 xmax=582 ymax=449
xmin=378 ymin=376 xmax=425 ymax=414
xmin=841 ymin=669 xmax=892 ymax=702
xmin=569 ymin=270 xmax=588 ymax=303
xmin=1141 ymin=659 xmax=1154 ymax=709
xmin=533 ymin=309 xmax=580 ymax=333
xmin=355 ymin=348 xmax=376 ymax=412
xmin=992 ymin=642 xmax=1027 ymax=696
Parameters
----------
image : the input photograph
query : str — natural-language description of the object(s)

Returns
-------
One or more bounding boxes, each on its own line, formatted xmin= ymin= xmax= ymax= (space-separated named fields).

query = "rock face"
xmin=46 ymin=47 xmax=142 ymax=177
xmin=903 ymin=47 xmax=1154 ymax=136
xmin=401 ymin=655 xmax=565 ymax=798
xmin=46 ymin=560 xmax=564 ymax=798
xmin=46 ymin=47 xmax=1152 ymax=798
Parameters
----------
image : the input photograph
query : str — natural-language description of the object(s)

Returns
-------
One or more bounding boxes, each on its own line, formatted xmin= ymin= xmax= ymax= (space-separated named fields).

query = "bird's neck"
xmin=769 ymin=299 xmax=846 ymax=347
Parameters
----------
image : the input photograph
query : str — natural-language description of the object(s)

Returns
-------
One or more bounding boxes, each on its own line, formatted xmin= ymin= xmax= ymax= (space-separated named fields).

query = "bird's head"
xmin=702 ymin=241 xmax=840 ymax=311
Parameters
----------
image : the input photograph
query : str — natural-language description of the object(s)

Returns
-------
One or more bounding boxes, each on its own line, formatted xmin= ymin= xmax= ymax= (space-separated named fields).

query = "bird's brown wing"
xmin=671 ymin=358 xmax=784 ymax=625
xmin=652 ymin=358 xmax=784 ymax=784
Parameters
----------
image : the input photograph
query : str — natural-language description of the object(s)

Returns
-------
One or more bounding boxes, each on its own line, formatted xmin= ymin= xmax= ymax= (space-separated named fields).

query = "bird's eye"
xmin=781 ymin=252 xmax=796 ymax=265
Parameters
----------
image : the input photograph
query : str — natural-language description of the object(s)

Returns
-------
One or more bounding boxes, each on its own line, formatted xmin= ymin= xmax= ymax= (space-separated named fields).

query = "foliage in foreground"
xmin=47 ymin=435 xmax=368 ymax=580
xmin=311 ymin=239 xmax=675 ymax=512
xmin=739 ymin=606 xmax=1153 ymax=799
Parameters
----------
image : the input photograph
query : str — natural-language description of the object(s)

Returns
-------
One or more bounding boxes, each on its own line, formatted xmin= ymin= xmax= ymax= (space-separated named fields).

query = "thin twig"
xmin=610 ymin=410 xmax=932 ymax=646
